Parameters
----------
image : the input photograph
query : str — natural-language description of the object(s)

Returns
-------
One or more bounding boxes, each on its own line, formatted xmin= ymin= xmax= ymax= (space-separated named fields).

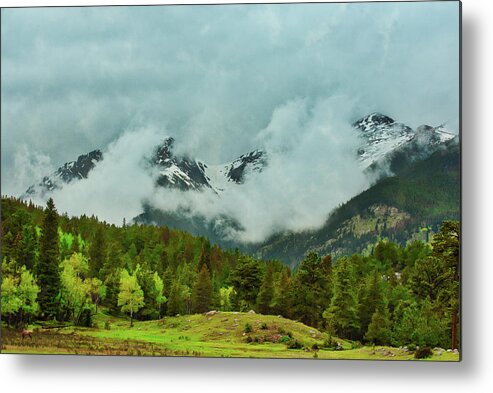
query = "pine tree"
xmin=197 ymin=242 xmax=211 ymax=272
xmin=290 ymin=252 xmax=331 ymax=327
xmin=323 ymin=257 xmax=360 ymax=339
xmin=192 ymin=265 xmax=213 ymax=313
xmin=431 ymin=221 xmax=460 ymax=350
xmin=230 ymin=256 xmax=263 ymax=308
xmin=89 ymin=226 xmax=106 ymax=278
xmin=103 ymin=269 xmax=121 ymax=315
xmin=256 ymin=264 xmax=274 ymax=314
xmin=408 ymin=256 xmax=453 ymax=303
xmin=167 ymin=281 xmax=190 ymax=316
xmin=17 ymin=226 xmax=37 ymax=271
xmin=37 ymin=198 xmax=60 ymax=319
xmin=271 ymin=269 xmax=291 ymax=316
xmin=364 ymin=299 xmax=392 ymax=345
xmin=359 ymin=270 xmax=384 ymax=339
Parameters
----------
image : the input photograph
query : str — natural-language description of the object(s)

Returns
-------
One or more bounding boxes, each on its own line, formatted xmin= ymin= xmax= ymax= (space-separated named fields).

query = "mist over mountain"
xmin=19 ymin=111 xmax=457 ymax=259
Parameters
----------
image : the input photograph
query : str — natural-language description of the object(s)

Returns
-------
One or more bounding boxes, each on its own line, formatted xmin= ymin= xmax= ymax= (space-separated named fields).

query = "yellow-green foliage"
xmin=118 ymin=269 xmax=145 ymax=323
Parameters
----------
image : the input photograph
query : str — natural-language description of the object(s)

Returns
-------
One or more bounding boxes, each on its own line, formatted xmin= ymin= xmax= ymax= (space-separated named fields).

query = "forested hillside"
xmin=2 ymin=197 xmax=460 ymax=352
xmin=255 ymin=143 xmax=460 ymax=265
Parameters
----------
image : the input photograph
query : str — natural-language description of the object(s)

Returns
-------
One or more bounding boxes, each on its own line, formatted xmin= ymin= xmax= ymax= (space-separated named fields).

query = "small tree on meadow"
xmin=118 ymin=268 xmax=145 ymax=327
xmin=1 ymin=276 xmax=22 ymax=326
xmin=1 ymin=266 xmax=40 ymax=327
xmin=60 ymin=253 xmax=94 ymax=326
xmin=17 ymin=266 xmax=40 ymax=325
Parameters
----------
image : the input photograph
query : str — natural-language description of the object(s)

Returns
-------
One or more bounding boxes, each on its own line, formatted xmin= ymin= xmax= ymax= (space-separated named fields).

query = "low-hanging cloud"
xmin=5 ymin=146 xmax=54 ymax=197
xmin=44 ymin=126 xmax=164 ymax=224
xmin=147 ymin=95 xmax=369 ymax=243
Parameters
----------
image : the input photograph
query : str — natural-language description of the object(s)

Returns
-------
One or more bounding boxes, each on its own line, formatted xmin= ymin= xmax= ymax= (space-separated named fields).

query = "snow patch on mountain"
xmin=354 ymin=112 xmax=455 ymax=170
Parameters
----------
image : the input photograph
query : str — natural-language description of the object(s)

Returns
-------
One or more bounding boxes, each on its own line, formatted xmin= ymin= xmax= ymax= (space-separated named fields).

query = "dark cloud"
xmin=1 ymin=2 xmax=459 ymax=229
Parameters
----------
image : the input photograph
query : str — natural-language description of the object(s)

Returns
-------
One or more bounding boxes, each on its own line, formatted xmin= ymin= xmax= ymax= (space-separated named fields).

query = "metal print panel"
xmin=0 ymin=1 xmax=461 ymax=361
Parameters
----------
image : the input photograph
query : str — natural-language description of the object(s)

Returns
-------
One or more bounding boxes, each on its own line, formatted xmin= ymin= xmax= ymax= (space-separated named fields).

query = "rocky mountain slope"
xmin=253 ymin=141 xmax=460 ymax=266
xmin=152 ymin=137 xmax=268 ymax=193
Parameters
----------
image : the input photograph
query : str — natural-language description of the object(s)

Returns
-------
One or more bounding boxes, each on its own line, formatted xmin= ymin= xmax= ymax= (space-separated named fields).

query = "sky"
xmin=0 ymin=1 xmax=460 ymax=241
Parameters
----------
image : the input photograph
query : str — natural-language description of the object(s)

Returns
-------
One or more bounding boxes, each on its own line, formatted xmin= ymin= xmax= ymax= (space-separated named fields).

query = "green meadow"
xmin=1 ymin=310 xmax=458 ymax=361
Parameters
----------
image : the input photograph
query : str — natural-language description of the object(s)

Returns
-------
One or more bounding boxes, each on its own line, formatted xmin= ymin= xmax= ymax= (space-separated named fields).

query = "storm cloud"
xmin=1 ymin=2 xmax=459 ymax=240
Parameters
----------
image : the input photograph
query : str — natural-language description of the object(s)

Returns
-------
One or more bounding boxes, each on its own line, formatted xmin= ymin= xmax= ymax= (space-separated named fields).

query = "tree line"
xmin=1 ymin=196 xmax=459 ymax=350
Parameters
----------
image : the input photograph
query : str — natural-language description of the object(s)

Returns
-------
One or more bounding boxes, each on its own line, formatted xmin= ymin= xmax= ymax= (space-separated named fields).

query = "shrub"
xmin=286 ymin=339 xmax=303 ymax=350
xmin=407 ymin=343 xmax=417 ymax=352
xmin=311 ymin=343 xmax=319 ymax=351
xmin=260 ymin=322 xmax=268 ymax=330
xmin=80 ymin=309 xmax=93 ymax=327
xmin=277 ymin=327 xmax=293 ymax=338
xmin=323 ymin=336 xmax=337 ymax=350
xmin=351 ymin=341 xmax=362 ymax=349
xmin=414 ymin=347 xmax=433 ymax=359
xmin=280 ymin=335 xmax=291 ymax=343
xmin=244 ymin=323 xmax=253 ymax=333
xmin=104 ymin=321 xmax=111 ymax=330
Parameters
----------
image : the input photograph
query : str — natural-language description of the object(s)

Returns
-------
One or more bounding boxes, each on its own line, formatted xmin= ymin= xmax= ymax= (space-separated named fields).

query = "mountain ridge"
xmin=22 ymin=112 xmax=455 ymax=200
xmin=20 ymin=113 xmax=459 ymax=265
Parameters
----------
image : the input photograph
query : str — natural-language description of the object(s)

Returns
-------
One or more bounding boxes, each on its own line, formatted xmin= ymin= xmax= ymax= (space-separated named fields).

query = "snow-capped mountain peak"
xmin=353 ymin=112 xmax=396 ymax=132
xmin=22 ymin=150 xmax=103 ymax=199
xmin=150 ymin=137 xmax=268 ymax=193
xmin=353 ymin=113 xmax=413 ymax=168
xmin=354 ymin=113 xmax=456 ymax=169
xmin=21 ymin=113 xmax=456 ymax=201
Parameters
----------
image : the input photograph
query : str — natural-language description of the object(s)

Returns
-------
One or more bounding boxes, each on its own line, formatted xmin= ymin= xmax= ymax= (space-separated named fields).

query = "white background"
xmin=0 ymin=0 xmax=491 ymax=392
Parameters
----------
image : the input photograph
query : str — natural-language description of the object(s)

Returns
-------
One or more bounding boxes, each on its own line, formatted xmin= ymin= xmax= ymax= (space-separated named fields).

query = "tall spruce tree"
xmin=17 ymin=225 xmax=37 ymax=271
xmin=89 ymin=226 xmax=106 ymax=278
xmin=197 ymin=242 xmax=212 ymax=272
xmin=192 ymin=265 xmax=213 ymax=313
xmin=256 ymin=264 xmax=274 ymax=314
xmin=323 ymin=257 xmax=360 ymax=339
xmin=364 ymin=300 xmax=392 ymax=345
xmin=230 ymin=256 xmax=262 ymax=309
xmin=431 ymin=220 xmax=460 ymax=350
xmin=290 ymin=252 xmax=331 ymax=327
xmin=37 ymin=198 xmax=60 ymax=319
xmin=358 ymin=270 xmax=385 ymax=339
xmin=271 ymin=269 xmax=291 ymax=316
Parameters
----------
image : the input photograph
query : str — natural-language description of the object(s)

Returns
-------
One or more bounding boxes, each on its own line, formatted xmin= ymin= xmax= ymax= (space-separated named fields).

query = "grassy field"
xmin=1 ymin=311 xmax=459 ymax=361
